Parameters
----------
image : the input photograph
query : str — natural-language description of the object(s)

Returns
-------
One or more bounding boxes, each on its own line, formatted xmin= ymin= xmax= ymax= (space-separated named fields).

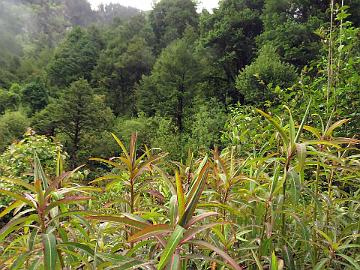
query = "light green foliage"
xmin=0 ymin=131 xmax=64 ymax=181
xmin=236 ymin=45 xmax=298 ymax=106
xmin=222 ymin=105 xmax=275 ymax=155
xmin=0 ymin=111 xmax=28 ymax=152
xmin=185 ymin=99 xmax=227 ymax=153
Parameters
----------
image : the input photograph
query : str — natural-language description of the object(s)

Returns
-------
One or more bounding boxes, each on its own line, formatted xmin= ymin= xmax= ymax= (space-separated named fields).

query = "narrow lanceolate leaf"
xmin=34 ymin=152 xmax=49 ymax=189
xmin=282 ymin=245 xmax=295 ymax=270
xmin=0 ymin=189 xmax=33 ymax=206
xmin=167 ymin=253 xmax=180 ymax=270
xmin=45 ymin=196 xmax=92 ymax=214
xmin=128 ymin=224 xmax=172 ymax=242
xmin=256 ymin=109 xmax=288 ymax=147
xmin=190 ymin=240 xmax=242 ymax=270
xmin=175 ymin=171 xmax=185 ymax=219
xmin=181 ymin=223 xmax=225 ymax=244
xmin=112 ymin=133 xmax=130 ymax=159
xmin=325 ymin=119 xmax=350 ymax=137
xmin=158 ymin=225 xmax=185 ymax=270
xmin=295 ymin=98 xmax=311 ymax=142
xmin=0 ymin=200 xmax=24 ymax=218
xmin=313 ymin=258 xmax=329 ymax=270
xmin=87 ymin=215 xmax=148 ymax=229
xmin=0 ymin=177 xmax=36 ymax=193
xmin=0 ymin=215 xmax=38 ymax=242
xmin=271 ymin=251 xmax=278 ymax=270
xmin=184 ymin=212 xmax=219 ymax=229
xmin=338 ymin=254 xmax=360 ymax=270
xmin=296 ymin=143 xmax=307 ymax=182
xmin=42 ymin=232 xmax=57 ymax=270
xmin=179 ymin=159 xmax=209 ymax=227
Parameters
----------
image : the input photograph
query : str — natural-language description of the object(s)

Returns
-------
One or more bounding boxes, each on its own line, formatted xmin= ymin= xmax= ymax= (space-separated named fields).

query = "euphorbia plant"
xmin=0 ymin=153 xmax=94 ymax=269
xmin=89 ymin=156 xmax=242 ymax=269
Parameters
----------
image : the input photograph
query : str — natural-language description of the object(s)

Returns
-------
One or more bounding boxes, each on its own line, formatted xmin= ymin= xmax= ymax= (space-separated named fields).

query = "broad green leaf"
xmin=42 ymin=232 xmax=57 ymax=270
xmin=158 ymin=225 xmax=185 ymax=270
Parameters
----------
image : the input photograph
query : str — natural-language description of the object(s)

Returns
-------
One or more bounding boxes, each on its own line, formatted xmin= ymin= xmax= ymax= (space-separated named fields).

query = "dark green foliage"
xmin=236 ymin=45 xmax=298 ymax=106
xmin=199 ymin=0 xmax=264 ymax=103
xmin=33 ymin=79 xmax=114 ymax=167
xmin=93 ymin=15 xmax=155 ymax=116
xmin=0 ymin=89 xmax=20 ymax=114
xmin=149 ymin=0 xmax=199 ymax=53
xmin=137 ymin=38 xmax=203 ymax=131
xmin=21 ymin=80 xmax=48 ymax=115
xmin=47 ymin=27 xmax=104 ymax=87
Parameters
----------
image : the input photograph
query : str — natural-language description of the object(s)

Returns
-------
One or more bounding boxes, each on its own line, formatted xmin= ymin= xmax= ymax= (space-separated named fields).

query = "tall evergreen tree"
xmin=136 ymin=39 xmax=202 ymax=131
xmin=47 ymin=26 xmax=104 ymax=88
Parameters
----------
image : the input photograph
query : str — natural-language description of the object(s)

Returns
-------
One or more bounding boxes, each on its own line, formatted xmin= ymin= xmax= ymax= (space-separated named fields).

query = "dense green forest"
xmin=0 ymin=0 xmax=359 ymax=269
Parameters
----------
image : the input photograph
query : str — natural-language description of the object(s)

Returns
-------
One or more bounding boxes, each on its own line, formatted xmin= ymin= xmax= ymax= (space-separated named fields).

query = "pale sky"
xmin=89 ymin=0 xmax=219 ymax=12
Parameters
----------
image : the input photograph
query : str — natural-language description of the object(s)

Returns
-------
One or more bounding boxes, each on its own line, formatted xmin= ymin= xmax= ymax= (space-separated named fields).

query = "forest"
xmin=0 ymin=0 xmax=359 ymax=269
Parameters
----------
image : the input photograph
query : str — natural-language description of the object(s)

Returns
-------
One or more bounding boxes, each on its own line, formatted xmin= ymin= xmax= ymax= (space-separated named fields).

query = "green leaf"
xmin=0 ymin=189 xmax=33 ymax=207
xmin=59 ymin=242 xmax=95 ymax=257
xmin=42 ymin=232 xmax=57 ymax=270
xmin=34 ymin=152 xmax=49 ymax=189
xmin=179 ymin=158 xmax=209 ymax=227
xmin=0 ymin=177 xmax=36 ymax=193
xmin=256 ymin=109 xmax=288 ymax=147
xmin=314 ymin=258 xmax=329 ymax=270
xmin=175 ymin=170 xmax=185 ymax=219
xmin=191 ymin=240 xmax=242 ymax=270
xmin=128 ymin=224 xmax=172 ymax=242
xmin=167 ymin=253 xmax=180 ymax=270
xmin=295 ymin=98 xmax=311 ymax=142
xmin=282 ymin=245 xmax=295 ymax=270
xmin=0 ymin=200 xmax=24 ymax=218
xmin=338 ymin=254 xmax=360 ymax=270
xmin=112 ymin=133 xmax=130 ymax=159
xmin=158 ymin=225 xmax=185 ymax=270
xmin=325 ymin=119 xmax=350 ymax=137
xmin=271 ymin=251 xmax=278 ymax=270
xmin=87 ymin=215 xmax=148 ymax=229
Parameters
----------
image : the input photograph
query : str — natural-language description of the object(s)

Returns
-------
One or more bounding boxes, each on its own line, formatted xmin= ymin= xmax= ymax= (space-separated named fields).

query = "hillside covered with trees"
xmin=0 ymin=0 xmax=359 ymax=269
